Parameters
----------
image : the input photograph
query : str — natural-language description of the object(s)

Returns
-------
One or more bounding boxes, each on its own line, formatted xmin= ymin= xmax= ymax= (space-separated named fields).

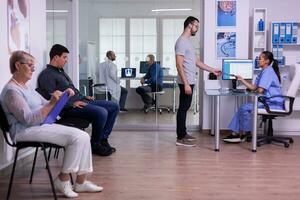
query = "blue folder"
xmin=279 ymin=23 xmax=286 ymax=43
xmin=272 ymin=23 xmax=280 ymax=44
xmin=285 ymin=23 xmax=292 ymax=43
xmin=43 ymin=91 xmax=69 ymax=124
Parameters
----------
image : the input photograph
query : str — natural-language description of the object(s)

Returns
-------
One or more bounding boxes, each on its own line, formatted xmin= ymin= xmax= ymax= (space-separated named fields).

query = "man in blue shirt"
xmin=136 ymin=54 xmax=163 ymax=110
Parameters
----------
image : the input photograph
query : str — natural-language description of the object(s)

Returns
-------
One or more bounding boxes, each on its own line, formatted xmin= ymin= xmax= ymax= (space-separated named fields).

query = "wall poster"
xmin=217 ymin=0 xmax=236 ymax=27
xmin=216 ymin=32 xmax=236 ymax=58
xmin=8 ymin=0 xmax=30 ymax=53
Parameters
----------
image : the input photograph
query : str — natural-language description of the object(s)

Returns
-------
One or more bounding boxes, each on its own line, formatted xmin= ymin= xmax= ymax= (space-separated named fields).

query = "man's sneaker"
xmin=74 ymin=181 xmax=103 ymax=193
xmin=120 ymin=108 xmax=128 ymax=113
xmin=222 ymin=134 xmax=242 ymax=143
xmin=176 ymin=138 xmax=196 ymax=147
xmin=91 ymin=143 xmax=113 ymax=156
xmin=240 ymin=135 xmax=246 ymax=142
xmin=184 ymin=133 xmax=197 ymax=141
xmin=54 ymin=177 xmax=78 ymax=198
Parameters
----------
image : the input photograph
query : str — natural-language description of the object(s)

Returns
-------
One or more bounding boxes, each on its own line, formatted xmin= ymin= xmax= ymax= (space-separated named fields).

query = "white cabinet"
xmin=252 ymin=8 xmax=267 ymax=70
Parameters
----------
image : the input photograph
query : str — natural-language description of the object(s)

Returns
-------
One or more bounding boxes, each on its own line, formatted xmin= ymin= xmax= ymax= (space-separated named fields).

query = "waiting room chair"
xmin=0 ymin=103 xmax=62 ymax=200
xmin=144 ymin=90 xmax=171 ymax=114
xmin=256 ymin=64 xmax=300 ymax=148
xmin=35 ymin=88 xmax=91 ymax=160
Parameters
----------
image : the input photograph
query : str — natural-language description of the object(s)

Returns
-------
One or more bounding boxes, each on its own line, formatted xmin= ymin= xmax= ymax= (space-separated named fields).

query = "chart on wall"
xmin=216 ymin=32 xmax=236 ymax=58
xmin=216 ymin=0 xmax=236 ymax=27
xmin=7 ymin=0 xmax=30 ymax=53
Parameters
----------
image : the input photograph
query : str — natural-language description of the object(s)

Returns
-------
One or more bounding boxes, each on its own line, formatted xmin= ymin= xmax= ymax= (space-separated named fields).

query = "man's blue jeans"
xmin=64 ymin=100 xmax=119 ymax=144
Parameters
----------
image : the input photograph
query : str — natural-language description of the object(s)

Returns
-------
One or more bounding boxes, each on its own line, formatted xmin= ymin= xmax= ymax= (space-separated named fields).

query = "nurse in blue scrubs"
xmin=222 ymin=51 xmax=284 ymax=143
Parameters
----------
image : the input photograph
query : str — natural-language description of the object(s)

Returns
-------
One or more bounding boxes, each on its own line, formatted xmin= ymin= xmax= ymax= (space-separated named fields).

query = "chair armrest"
xmin=258 ymin=95 xmax=295 ymax=115
xmin=92 ymin=83 xmax=106 ymax=88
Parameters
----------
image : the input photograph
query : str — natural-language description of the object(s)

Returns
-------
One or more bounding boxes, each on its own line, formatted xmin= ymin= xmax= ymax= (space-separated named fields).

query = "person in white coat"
xmin=97 ymin=51 xmax=128 ymax=112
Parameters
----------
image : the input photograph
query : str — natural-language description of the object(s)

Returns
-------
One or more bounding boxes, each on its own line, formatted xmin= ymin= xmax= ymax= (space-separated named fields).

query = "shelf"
xmin=255 ymin=31 xmax=265 ymax=34
xmin=254 ymin=47 xmax=265 ymax=49
xmin=276 ymin=43 xmax=300 ymax=46
xmin=252 ymin=8 xmax=267 ymax=60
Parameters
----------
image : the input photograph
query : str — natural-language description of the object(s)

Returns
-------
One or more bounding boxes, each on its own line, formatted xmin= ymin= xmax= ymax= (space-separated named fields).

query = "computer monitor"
xmin=222 ymin=59 xmax=253 ymax=80
xmin=139 ymin=61 xmax=161 ymax=74
xmin=121 ymin=68 xmax=136 ymax=78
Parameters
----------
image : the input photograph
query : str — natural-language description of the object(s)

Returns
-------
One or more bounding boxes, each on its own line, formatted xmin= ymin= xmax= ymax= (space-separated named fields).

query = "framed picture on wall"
xmin=7 ymin=0 xmax=30 ymax=53
xmin=216 ymin=0 xmax=236 ymax=27
xmin=216 ymin=32 xmax=236 ymax=58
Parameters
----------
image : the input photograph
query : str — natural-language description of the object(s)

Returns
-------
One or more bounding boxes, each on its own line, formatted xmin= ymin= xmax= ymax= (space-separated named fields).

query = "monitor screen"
xmin=121 ymin=68 xmax=136 ymax=78
xmin=222 ymin=59 xmax=253 ymax=80
xmin=139 ymin=61 xmax=160 ymax=74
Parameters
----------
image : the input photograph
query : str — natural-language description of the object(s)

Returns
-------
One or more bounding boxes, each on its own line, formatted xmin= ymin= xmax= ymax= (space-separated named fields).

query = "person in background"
xmin=97 ymin=51 xmax=128 ymax=112
xmin=37 ymin=44 xmax=119 ymax=156
xmin=1 ymin=51 xmax=102 ymax=198
xmin=136 ymin=54 xmax=163 ymax=110
xmin=223 ymin=51 xmax=284 ymax=143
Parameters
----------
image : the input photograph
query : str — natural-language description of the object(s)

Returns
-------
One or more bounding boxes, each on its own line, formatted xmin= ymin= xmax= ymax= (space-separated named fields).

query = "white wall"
xmin=0 ymin=0 xmax=46 ymax=170
xmin=202 ymin=0 xmax=250 ymax=130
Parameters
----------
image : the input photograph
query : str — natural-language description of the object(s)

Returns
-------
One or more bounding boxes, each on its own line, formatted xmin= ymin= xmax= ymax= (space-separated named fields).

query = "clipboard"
xmin=43 ymin=91 xmax=69 ymax=124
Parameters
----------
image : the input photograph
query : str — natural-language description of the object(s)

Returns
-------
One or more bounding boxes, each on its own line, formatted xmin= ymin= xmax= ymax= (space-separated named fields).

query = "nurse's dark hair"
xmin=261 ymin=51 xmax=281 ymax=83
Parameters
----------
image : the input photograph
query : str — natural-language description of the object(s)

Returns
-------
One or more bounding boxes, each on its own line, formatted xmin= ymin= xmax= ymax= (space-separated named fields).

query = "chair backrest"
xmin=97 ymin=62 xmax=107 ymax=85
xmin=0 ymin=102 xmax=15 ymax=147
xmin=285 ymin=63 xmax=300 ymax=109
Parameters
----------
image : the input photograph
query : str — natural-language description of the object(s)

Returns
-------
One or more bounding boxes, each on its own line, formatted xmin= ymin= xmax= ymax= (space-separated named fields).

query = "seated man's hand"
xmin=85 ymin=96 xmax=94 ymax=101
xmin=65 ymin=88 xmax=75 ymax=97
xmin=73 ymin=101 xmax=87 ymax=109
xmin=140 ymin=77 xmax=145 ymax=85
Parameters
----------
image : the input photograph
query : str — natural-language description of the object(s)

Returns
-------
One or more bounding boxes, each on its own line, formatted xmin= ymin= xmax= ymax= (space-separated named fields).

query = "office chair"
xmin=87 ymin=77 xmax=108 ymax=100
xmin=256 ymin=64 xmax=300 ymax=148
xmin=0 ymin=103 xmax=62 ymax=200
xmin=144 ymin=90 xmax=171 ymax=114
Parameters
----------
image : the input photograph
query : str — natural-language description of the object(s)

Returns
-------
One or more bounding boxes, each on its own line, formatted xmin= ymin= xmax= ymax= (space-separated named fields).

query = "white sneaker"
xmin=74 ymin=181 xmax=103 ymax=193
xmin=54 ymin=177 xmax=78 ymax=198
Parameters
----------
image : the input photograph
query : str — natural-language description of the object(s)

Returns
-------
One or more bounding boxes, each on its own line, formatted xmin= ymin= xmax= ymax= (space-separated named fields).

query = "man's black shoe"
xmin=101 ymin=139 xmax=116 ymax=153
xmin=91 ymin=143 xmax=113 ymax=156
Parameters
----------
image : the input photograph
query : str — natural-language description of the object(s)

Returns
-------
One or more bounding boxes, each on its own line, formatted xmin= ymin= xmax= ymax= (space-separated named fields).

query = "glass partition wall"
xmin=46 ymin=0 xmax=72 ymax=73
xmin=47 ymin=0 xmax=202 ymax=130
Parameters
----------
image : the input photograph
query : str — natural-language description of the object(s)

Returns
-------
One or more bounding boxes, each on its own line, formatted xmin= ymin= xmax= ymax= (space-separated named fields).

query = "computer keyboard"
xmin=232 ymin=89 xmax=246 ymax=93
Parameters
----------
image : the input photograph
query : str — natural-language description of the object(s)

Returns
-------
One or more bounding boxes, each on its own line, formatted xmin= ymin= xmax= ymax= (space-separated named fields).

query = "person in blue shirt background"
xmin=223 ymin=51 xmax=284 ymax=143
xmin=136 ymin=54 xmax=163 ymax=110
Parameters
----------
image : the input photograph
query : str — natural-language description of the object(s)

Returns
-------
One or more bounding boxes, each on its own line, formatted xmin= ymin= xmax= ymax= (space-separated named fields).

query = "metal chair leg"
xmin=42 ymin=146 xmax=57 ymax=200
xmin=7 ymin=148 xmax=19 ymax=200
xmin=29 ymin=147 xmax=39 ymax=184
xmin=54 ymin=148 xmax=60 ymax=159
xmin=47 ymin=147 xmax=52 ymax=161
xmin=70 ymin=173 xmax=73 ymax=185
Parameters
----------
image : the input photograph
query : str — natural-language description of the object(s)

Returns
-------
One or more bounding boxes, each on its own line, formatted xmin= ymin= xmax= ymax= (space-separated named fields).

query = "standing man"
xmin=175 ymin=16 xmax=221 ymax=147
xmin=136 ymin=54 xmax=163 ymax=110
xmin=97 ymin=51 xmax=128 ymax=112
xmin=37 ymin=44 xmax=119 ymax=156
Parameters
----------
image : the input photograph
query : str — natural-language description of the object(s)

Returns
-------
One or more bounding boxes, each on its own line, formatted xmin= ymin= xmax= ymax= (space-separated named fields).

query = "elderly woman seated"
xmin=0 ymin=51 xmax=102 ymax=198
